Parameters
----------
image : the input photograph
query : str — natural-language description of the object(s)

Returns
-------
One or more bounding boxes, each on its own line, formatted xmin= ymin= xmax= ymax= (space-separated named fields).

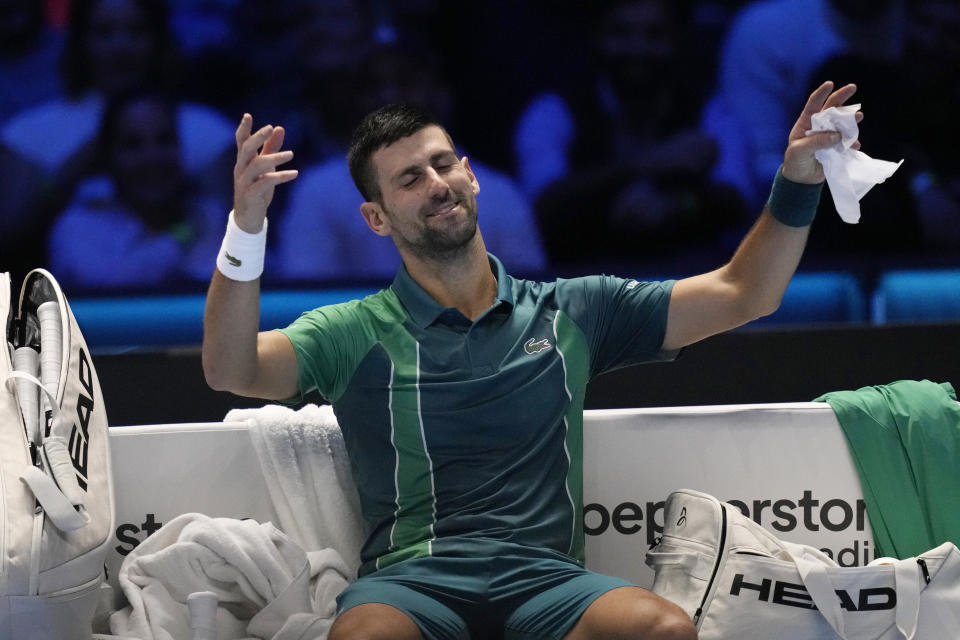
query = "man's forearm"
xmin=724 ymin=167 xmax=823 ymax=315
xmin=202 ymin=270 xmax=262 ymax=392
xmin=722 ymin=208 xmax=812 ymax=318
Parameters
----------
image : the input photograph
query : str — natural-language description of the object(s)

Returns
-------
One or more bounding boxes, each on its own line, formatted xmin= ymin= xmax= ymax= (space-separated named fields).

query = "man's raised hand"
xmin=233 ymin=113 xmax=298 ymax=232
xmin=782 ymin=81 xmax=863 ymax=185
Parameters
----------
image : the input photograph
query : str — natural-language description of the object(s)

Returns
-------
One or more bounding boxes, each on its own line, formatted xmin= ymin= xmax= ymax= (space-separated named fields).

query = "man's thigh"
xmin=334 ymin=553 xmax=640 ymax=639
xmin=336 ymin=572 xmax=470 ymax=640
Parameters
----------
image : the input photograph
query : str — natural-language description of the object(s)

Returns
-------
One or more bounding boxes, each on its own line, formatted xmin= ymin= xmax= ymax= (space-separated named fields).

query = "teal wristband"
xmin=766 ymin=167 xmax=823 ymax=227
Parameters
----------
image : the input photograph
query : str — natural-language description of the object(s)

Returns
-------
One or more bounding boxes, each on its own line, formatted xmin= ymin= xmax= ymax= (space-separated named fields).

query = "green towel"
xmin=815 ymin=380 xmax=960 ymax=559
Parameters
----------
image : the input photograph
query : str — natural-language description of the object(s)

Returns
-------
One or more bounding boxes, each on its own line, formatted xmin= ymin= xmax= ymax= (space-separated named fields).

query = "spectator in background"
xmin=166 ymin=0 xmax=244 ymax=115
xmin=0 ymin=0 xmax=63 ymax=123
xmin=900 ymin=0 xmax=960 ymax=252
xmin=276 ymin=42 xmax=546 ymax=284
xmin=236 ymin=0 xmax=374 ymax=172
xmin=514 ymin=0 xmax=743 ymax=271
xmin=708 ymin=0 xmax=905 ymax=211
xmin=230 ymin=0 xmax=379 ymax=282
xmin=1 ymin=0 xmax=234 ymax=276
xmin=47 ymin=91 xmax=226 ymax=291
xmin=4 ymin=0 xmax=235 ymax=182
xmin=0 ymin=0 xmax=65 ymax=279
xmin=368 ymin=0 xmax=593 ymax=173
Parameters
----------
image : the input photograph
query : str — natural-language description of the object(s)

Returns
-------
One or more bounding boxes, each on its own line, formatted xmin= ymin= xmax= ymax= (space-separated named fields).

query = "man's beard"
xmin=391 ymin=193 xmax=480 ymax=262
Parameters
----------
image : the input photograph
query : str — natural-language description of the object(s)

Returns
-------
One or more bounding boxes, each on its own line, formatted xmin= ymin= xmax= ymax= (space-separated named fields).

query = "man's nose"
xmin=424 ymin=168 xmax=450 ymax=198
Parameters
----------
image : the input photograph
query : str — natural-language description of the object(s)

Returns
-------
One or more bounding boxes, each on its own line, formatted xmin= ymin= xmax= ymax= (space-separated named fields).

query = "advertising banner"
xmin=581 ymin=404 xmax=871 ymax=588
xmin=107 ymin=403 xmax=870 ymax=592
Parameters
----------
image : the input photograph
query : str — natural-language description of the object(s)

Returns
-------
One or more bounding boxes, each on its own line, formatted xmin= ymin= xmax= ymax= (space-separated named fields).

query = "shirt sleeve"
xmin=276 ymin=300 xmax=374 ymax=404
xmin=557 ymin=275 xmax=677 ymax=376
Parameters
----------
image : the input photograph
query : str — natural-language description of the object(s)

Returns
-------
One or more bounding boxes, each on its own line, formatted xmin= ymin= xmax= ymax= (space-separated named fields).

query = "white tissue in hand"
xmin=806 ymin=104 xmax=903 ymax=224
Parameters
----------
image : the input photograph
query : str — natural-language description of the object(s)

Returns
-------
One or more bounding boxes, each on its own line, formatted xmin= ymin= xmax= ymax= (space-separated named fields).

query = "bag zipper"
xmin=693 ymin=502 xmax=728 ymax=626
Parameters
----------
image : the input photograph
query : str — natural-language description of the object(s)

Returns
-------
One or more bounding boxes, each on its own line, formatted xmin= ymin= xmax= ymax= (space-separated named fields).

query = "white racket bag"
xmin=646 ymin=488 xmax=960 ymax=639
xmin=1 ymin=269 xmax=114 ymax=639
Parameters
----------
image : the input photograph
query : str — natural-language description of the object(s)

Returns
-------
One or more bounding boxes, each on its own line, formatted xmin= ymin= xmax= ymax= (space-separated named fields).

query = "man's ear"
xmin=360 ymin=201 xmax=391 ymax=236
xmin=462 ymin=156 xmax=480 ymax=196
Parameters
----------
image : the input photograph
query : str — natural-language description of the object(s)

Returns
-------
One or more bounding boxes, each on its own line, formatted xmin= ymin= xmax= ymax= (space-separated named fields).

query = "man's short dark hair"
xmin=347 ymin=103 xmax=447 ymax=202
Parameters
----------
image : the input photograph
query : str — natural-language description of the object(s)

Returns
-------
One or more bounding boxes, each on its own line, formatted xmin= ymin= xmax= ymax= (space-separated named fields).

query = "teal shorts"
xmin=336 ymin=550 xmax=633 ymax=639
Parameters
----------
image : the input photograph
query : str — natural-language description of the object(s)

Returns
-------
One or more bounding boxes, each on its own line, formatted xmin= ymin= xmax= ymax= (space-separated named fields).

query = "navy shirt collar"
xmin=391 ymin=253 xmax=515 ymax=328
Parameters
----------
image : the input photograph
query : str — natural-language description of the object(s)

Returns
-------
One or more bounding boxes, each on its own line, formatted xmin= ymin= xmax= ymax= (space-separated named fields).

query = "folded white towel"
xmin=109 ymin=513 xmax=350 ymax=640
xmin=228 ymin=404 xmax=365 ymax=577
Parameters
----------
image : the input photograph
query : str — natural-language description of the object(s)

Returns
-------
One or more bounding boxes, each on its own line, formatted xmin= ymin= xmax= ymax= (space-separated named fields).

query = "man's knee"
xmin=648 ymin=606 xmax=697 ymax=640
xmin=568 ymin=586 xmax=697 ymax=640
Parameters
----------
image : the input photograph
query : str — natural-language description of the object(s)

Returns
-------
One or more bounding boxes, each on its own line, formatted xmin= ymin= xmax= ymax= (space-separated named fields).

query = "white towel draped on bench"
xmin=232 ymin=403 xmax=365 ymax=576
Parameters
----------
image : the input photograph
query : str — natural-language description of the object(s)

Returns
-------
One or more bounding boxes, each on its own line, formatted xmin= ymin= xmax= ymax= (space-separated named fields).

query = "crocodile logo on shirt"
xmin=224 ymin=252 xmax=242 ymax=267
xmin=524 ymin=338 xmax=552 ymax=355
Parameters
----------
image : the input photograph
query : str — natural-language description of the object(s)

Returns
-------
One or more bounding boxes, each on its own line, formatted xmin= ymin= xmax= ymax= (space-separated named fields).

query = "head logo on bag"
xmin=68 ymin=347 xmax=95 ymax=490
xmin=729 ymin=572 xmax=897 ymax=612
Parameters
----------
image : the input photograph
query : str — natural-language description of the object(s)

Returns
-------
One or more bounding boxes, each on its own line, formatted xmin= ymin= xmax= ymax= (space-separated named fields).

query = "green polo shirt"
xmin=279 ymin=254 xmax=675 ymax=576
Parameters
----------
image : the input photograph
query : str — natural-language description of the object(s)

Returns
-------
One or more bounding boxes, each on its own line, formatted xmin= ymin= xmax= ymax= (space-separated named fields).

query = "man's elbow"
xmin=748 ymin=292 xmax=783 ymax=321
xmin=726 ymin=286 xmax=782 ymax=327
xmin=201 ymin=350 xmax=249 ymax=394
xmin=202 ymin=360 xmax=234 ymax=393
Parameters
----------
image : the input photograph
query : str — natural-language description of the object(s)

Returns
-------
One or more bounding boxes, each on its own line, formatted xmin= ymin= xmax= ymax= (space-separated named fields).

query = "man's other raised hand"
xmin=232 ymin=113 xmax=298 ymax=232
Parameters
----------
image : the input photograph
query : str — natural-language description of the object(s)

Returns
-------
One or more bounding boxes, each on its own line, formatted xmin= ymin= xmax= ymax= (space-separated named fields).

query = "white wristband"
xmin=216 ymin=210 xmax=267 ymax=281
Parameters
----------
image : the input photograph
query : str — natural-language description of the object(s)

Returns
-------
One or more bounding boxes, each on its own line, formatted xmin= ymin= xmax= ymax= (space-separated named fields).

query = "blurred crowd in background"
xmin=1 ymin=0 xmax=958 ymax=295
